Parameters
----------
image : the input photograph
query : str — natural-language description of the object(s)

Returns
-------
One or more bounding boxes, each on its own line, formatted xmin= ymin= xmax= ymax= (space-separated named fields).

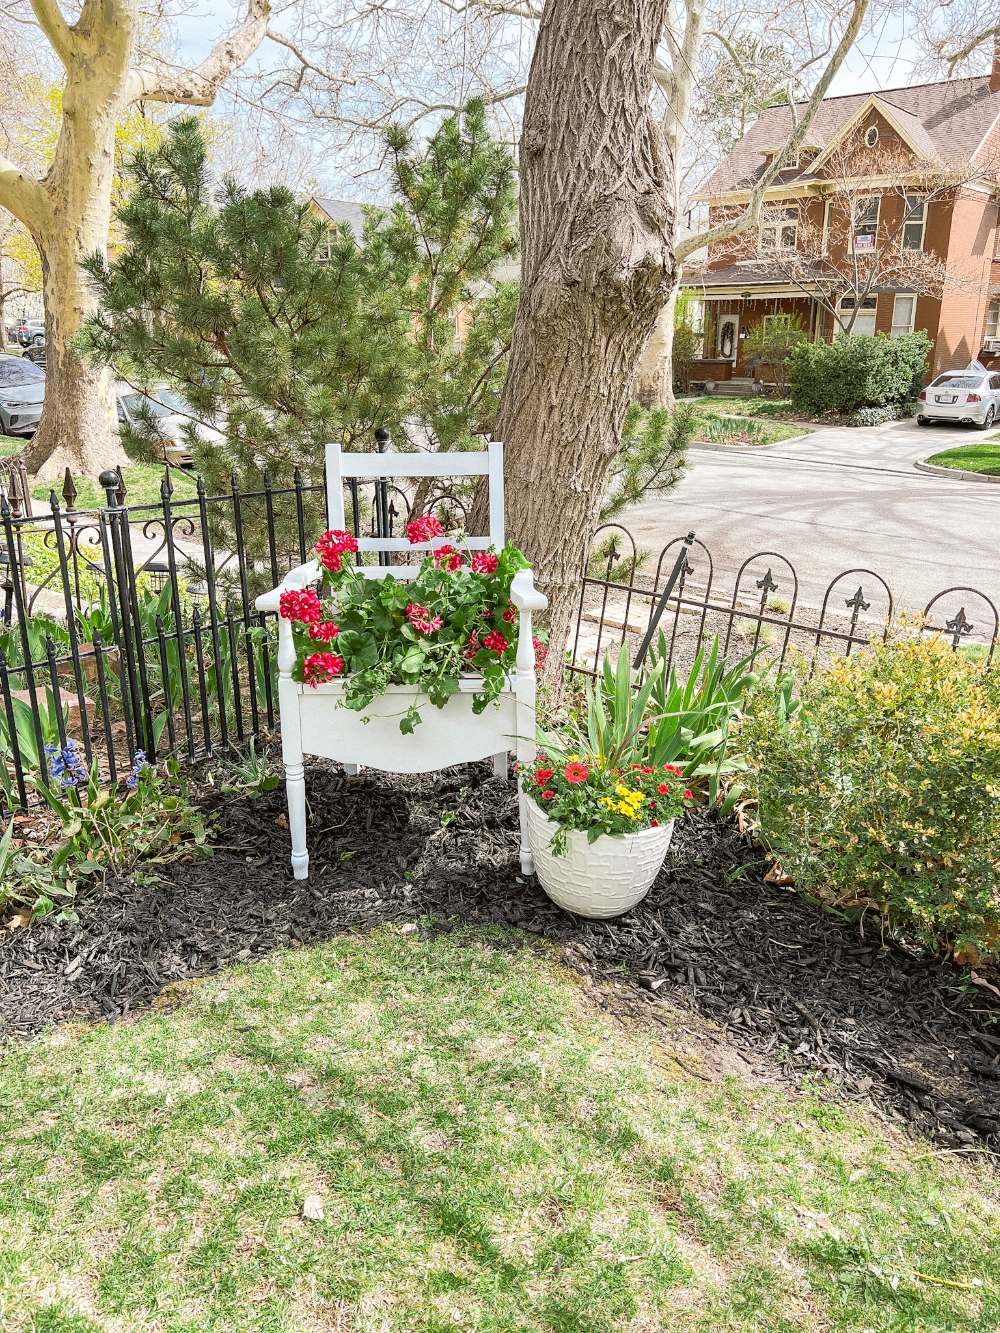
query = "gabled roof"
xmin=310 ymin=198 xmax=370 ymax=238
xmin=699 ymin=75 xmax=1000 ymax=198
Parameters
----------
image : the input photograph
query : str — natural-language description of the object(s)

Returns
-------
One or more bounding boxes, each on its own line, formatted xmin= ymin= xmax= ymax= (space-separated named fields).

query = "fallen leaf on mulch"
xmin=971 ymin=972 xmax=1000 ymax=999
xmin=5 ymin=915 xmax=30 ymax=931
xmin=764 ymin=863 xmax=794 ymax=885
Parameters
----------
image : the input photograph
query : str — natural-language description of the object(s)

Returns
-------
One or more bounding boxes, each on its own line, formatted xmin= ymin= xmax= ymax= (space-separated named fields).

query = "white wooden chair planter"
xmin=255 ymin=442 xmax=547 ymax=880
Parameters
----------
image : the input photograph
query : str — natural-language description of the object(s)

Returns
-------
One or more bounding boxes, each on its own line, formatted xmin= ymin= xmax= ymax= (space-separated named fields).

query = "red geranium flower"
xmin=542 ymin=789 xmax=555 ymax=801
xmin=315 ymin=529 xmax=359 ymax=573
xmin=564 ymin=761 xmax=589 ymax=784
xmin=279 ymin=588 xmax=322 ymax=624
xmin=433 ymin=544 xmax=462 ymax=571
xmin=303 ymin=652 xmax=344 ymax=686
xmin=532 ymin=636 xmax=548 ymax=669
xmin=471 ymin=551 xmax=498 ymax=574
xmin=482 ymin=630 xmax=508 ymax=653
xmin=463 ymin=631 xmax=479 ymax=660
xmin=406 ymin=603 xmax=443 ymax=635
xmin=535 ymin=768 xmax=554 ymax=786
xmin=502 ymin=604 xmax=516 ymax=623
xmin=308 ymin=620 xmax=339 ymax=642
xmin=657 ymin=782 xmax=669 ymax=795
xmin=406 ymin=514 xmax=445 ymax=544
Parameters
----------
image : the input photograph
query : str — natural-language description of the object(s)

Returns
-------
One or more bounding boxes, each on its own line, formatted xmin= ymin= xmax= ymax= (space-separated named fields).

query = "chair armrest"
xmin=254 ymin=560 xmax=321 ymax=614
xmin=510 ymin=568 xmax=547 ymax=612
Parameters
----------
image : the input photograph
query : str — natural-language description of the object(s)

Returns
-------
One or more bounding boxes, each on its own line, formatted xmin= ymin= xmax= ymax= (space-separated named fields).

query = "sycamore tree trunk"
xmin=636 ymin=287 xmax=678 ymax=408
xmin=0 ymin=0 xmax=270 ymax=479
xmin=23 ymin=59 xmax=129 ymax=479
xmin=495 ymin=0 xmax=674 ymax=669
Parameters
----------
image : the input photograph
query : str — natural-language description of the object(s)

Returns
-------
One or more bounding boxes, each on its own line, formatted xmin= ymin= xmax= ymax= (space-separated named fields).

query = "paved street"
xmin=624 ymin=418 xmax=1000 ymax=627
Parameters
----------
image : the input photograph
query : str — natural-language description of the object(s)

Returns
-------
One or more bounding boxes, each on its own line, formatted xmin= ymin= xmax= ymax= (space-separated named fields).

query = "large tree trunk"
xmin=496 ymin=0 xmax=675 ymax=670
xmin=636 ymin=287 xmax=678 ymax=408
xmin=20 ymin=24 xmax=132 ymax=479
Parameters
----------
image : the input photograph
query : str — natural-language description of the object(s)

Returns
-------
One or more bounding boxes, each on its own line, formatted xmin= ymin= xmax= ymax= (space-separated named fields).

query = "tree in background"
xmin=0 ymin=0 xmax=271 ymax=480
xmin=668 ymin=289 xmax=704 ymax=396
xmin=81 ymin=110 xmax=519 ymax=567
xmin=693 ymin=37 xmax=792 ymax=155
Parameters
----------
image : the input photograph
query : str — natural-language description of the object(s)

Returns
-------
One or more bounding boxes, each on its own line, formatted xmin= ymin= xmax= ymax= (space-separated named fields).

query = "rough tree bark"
xmin=0 ymin=0 xmax=270 ymax=479
xmin=495 ymin=0 xmax=675 ymax=668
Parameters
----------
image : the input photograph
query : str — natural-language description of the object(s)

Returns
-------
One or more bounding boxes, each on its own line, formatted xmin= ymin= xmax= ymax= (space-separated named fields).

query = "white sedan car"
xmin=916 ymin=370 xmax=1000 ymax=428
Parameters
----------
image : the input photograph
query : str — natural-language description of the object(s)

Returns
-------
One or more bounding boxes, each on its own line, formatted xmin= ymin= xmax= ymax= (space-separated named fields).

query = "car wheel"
xmin=916 ymin=415 xmax=931 ymax=426
xmin=981 ymin=405 xmax=996 ymax=430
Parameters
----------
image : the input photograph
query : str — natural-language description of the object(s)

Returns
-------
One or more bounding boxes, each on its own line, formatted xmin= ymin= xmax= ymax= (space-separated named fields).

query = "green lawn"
xmin=30 ymin=463 xmax=199 ymax=511
xmin=2 ymin=927 xmax=998 ymax=1331
xmin=0 ymin=435 xmax=23 ymax=457
xmin=926 ymin=443 xmax=1000 ymax=476
xmin=686 ymin=398 xmax=811 ymax=446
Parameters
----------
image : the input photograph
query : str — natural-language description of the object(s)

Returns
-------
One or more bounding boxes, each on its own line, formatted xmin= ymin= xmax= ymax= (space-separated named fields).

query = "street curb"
xmin=914 ymin=458 xmax=1000 ymax=485
xmin=690 ymin=430 xmax=814 ymax=454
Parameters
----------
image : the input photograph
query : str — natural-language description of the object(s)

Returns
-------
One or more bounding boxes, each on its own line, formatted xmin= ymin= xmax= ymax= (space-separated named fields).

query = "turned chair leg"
xmin=517 ymin=783 xmax=534 ymax=877
xmin=286 ymin=761 xmax=309 ymax=880
xmin=493 ymin=751 xmax=508 ymax=780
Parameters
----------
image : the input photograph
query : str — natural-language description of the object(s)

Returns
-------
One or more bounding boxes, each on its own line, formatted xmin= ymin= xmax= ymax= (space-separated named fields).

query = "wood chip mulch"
xmin=2 ymin=759 xmax=999 ymax=1152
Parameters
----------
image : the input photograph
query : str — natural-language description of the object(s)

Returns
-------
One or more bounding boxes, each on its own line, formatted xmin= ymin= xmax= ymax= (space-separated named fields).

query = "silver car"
xmin=917 ymin=370 xmax=1000 ymax=428
xmin=116 ymin=385 xmax=223 ymax=466
xmin=0 ymin=355 xmax=45 ymax=435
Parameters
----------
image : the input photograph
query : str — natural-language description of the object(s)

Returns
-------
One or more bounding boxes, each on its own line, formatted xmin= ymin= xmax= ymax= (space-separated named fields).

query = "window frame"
xmin=985 ymin=299 xmax=1000 ymax=341
xmin=850 ymin=196 xmax=880 ymax=255
xmin=901 ymin=194 xmax=926 ymax=252
xmin=759 ymin=204 xmax=800 ymax=252
xmin=837 ymin=293 xmax=878 ymax=336
xmin=890 ymin=293 xmax=916 ymax=338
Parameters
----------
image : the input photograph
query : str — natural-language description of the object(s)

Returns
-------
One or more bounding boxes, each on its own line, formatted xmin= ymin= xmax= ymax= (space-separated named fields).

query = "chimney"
xmin=991 ymin=34 xmax=1000 ymax=92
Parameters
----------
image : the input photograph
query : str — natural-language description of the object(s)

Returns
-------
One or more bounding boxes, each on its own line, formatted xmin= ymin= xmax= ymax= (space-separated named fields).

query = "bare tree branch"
xmin=126 ymin=0 xmax=273 ymax=105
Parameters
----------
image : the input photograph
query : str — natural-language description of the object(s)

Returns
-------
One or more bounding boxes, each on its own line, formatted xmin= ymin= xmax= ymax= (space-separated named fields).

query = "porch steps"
xmin=705 ymin=377 xmax=756 ymax=398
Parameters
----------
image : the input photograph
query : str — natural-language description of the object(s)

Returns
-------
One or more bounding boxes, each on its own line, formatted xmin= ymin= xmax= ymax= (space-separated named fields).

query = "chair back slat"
xmin=325 ymin=441 xmax=504 ymax=551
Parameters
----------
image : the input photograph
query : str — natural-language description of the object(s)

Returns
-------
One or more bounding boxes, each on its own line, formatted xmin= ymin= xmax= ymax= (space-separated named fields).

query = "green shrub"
xmin=788 ymin=331 xmax=930 ymax=416
xmin=742 ymin=636 xmax=1000 ymax=960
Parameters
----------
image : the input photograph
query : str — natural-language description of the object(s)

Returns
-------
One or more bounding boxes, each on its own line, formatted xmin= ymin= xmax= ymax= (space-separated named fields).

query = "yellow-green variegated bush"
xmin=742 ymin=636 xmax=1000 ymax=961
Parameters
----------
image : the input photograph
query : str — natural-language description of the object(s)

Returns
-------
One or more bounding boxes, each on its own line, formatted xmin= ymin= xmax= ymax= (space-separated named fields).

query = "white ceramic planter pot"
xmin=525 ymin=797 xmax=675 ymax=920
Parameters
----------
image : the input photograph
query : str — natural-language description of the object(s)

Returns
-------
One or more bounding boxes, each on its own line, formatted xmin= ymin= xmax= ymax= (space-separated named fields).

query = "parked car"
xmin=116 ymin=384 xmax=223 ymax=467
xmin=0 ymin=354 xmax=45 ymax=435
xmin=917 ymin=369 xmax=1000 ymax=428
xmin=15 ymin=318 xmax=44 ymax=348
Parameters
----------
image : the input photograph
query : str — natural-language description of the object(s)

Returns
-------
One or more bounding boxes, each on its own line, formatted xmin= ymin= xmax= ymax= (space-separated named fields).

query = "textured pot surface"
xmin=526 ymin=798 xmax=674 ymax=920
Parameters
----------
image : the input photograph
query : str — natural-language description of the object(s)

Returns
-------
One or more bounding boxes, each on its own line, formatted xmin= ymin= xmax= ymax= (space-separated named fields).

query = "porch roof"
xmin=680 ymin=261 xmax=828 ymax=297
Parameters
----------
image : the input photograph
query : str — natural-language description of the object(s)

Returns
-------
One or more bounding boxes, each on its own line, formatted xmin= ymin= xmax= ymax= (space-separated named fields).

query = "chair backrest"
xmin=325 ymin=441 xmax=504 ymax=556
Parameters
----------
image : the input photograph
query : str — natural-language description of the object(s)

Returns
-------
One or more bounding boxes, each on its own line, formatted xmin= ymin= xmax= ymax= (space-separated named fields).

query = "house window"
xmin=838 ymin=294 xmax=878 ymax=336
xmin=902 ymin=195 xmax=926 ymax=251
xmin=317 ymin=224 xmax=334 ymax=264
xmin=852 ymin=197 xmax=880 ymax=253
xmin=890 ymin=294 xmax=916 ymax=338
xmin=865 ymin=125 xmax=880 ymax=148
xmin=760 ymin=205 xmax=799 ymax=251
xmin=822 ymin=200 xmax=833 ymax=256
xmin=985 ymin=299 xmax=1000 ymax=343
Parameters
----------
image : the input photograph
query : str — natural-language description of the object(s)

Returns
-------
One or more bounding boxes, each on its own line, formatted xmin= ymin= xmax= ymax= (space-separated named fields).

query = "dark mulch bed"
xmin=3 ymin=759 xmax=1000 ymax=1150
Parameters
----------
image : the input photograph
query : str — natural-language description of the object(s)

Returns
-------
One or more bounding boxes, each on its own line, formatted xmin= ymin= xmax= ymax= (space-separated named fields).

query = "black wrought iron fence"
xmin=0 ymin=442 xmax=483 ymax=813
xmin=571 ymin=525 xmax=999 ymax=681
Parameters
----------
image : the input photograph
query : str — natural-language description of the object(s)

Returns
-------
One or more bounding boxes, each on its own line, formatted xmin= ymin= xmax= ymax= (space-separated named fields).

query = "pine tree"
xmin=80 ymin=106 xmax=519 ymax=578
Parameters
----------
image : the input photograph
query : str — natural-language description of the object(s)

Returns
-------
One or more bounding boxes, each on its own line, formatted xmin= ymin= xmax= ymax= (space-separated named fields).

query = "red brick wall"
xmin=934 ymin=188 xmax=997 ymax=374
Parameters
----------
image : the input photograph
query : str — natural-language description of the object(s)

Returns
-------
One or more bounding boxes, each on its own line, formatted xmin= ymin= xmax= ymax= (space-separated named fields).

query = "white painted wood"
xmin=353 ymin=537 xmax=494 ymax=552
xmin=487 ymin=440 xmax=504 ymax=547
xmin=325 ymin=442 xmax=346 ymax=530
xmin=334 ymin=450 xmax=492 ymax=477
xmin=255 ymin=445 xmax=549 ymax=879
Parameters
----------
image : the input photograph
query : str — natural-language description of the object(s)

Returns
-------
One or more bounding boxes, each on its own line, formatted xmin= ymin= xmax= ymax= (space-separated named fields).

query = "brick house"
xmin=683 ymin=56 xmax=1000 ymax=389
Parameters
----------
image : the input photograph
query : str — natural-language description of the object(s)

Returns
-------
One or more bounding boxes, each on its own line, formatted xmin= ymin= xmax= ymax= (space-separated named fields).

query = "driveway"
xmin=623 ymin=418 xmax=1000 ymax=625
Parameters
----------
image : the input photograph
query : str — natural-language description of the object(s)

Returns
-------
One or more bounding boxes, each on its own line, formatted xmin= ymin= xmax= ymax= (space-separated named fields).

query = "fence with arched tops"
xmin=570 ymin=524 xmax=998 ymax=680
